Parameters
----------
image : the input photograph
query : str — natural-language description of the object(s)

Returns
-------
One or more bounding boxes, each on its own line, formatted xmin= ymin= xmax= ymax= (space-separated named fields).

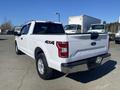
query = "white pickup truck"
xmin=14 ymin=20 xmax=111 ymax=80
xmin=115 ymin=30 xmax=120 ymax=44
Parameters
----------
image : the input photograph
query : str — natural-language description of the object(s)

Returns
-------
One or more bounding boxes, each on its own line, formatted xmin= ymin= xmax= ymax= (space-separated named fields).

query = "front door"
xmin=17 ymin=24 xmax=30 ymax=52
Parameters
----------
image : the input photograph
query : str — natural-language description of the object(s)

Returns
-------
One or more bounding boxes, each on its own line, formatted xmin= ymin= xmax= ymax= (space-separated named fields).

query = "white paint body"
xmin=68 ymin=15 xmax=101 ymax=33
xmin=15 ymin=21 xmax=109 ymax=72
xmin=88 ymin=24 xmax=106 ymax=33
xmin=115 ymin=30 xmax=120 ymax=37
xmin=65 ymin=29 xmax=77 ymax=34
xmin=88 ymin=29 xmax=105 ymax=33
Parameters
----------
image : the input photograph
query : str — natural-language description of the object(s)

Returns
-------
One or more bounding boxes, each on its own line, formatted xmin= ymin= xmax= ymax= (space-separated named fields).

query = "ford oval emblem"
xmin=91 ymin=42 xmax=96 ymax=46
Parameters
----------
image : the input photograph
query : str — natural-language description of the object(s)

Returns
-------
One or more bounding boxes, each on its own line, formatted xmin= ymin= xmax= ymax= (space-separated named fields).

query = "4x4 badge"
xmin=45 ymin=40 xmax=54 ymax=45
xmin=91 ymin=42 xmax=96 ymax=46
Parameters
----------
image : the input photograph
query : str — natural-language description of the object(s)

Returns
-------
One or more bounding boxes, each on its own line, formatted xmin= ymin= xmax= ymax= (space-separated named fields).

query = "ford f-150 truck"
xmin=14 ymin=20 xmax=111 ymax=80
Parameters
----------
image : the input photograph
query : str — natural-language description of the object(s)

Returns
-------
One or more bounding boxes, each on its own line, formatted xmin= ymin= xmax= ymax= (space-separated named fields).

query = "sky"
xmin=0 ymin=0 xmax=120 ymax=25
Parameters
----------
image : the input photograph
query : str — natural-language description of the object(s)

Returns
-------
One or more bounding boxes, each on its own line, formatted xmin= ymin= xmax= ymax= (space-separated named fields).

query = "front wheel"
xmin=15 ymin=43 xmax=22 ymax=55
xmin=36 ymin=53 xmax=53 ymax=80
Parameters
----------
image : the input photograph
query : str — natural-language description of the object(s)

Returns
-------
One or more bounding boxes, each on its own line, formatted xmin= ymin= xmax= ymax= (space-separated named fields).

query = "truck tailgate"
xmin=67 ymin=33 xmax=109 ymax=62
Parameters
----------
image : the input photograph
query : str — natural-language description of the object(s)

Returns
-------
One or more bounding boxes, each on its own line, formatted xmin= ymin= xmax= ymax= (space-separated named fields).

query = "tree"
xmin=0 ymin=21 xmax=13 ymax=33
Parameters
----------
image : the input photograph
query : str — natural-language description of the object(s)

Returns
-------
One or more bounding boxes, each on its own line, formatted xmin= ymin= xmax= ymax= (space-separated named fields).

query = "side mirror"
xmin=14 ymin=31 xmax=21 ymax=36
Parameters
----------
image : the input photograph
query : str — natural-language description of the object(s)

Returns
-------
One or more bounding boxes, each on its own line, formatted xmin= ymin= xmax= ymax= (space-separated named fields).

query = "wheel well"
xmin=15 ymin=41 xmax=17 ymax=45
xmin=34 ymin=47 xmax=44 ymax=60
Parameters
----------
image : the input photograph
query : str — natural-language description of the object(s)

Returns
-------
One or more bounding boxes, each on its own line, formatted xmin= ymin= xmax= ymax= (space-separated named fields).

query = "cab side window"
xmin=77 ymin=25 xmax=81 ymax=30
xmin=21 ymin=24 xmax=31 ymax=35
xmin=77 ymin=25 xmax=81 ymax=33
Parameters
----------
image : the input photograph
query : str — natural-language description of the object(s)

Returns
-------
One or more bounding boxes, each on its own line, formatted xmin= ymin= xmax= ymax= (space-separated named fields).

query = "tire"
xmin=36 ymin=53 xmax=53 ymax=80
xmin=15 ymin=43 xmax=22 ymax=55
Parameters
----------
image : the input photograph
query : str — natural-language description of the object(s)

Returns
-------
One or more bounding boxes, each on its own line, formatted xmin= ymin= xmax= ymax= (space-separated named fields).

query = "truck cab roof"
xmin=26 ymin=20 xmax=62 ymax=25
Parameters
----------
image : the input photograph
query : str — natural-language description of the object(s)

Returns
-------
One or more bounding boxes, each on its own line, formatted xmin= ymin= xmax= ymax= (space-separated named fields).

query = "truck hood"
xmin=65 ymin=30 xmax=76 ymax=34
xmin=88 ymin=29 xmax=105 ymax=33
xmin=115 ymin=32 xmax=120 ymax=37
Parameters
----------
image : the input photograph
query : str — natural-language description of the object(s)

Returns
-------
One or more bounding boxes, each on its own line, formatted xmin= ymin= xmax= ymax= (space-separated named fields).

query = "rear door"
xmin=67 ymin=33 xmax=109 ymax=62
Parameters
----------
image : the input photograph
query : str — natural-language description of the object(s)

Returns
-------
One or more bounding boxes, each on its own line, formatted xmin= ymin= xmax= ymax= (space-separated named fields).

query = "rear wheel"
xmin=36 ymin=53 xmax=53 ymax=80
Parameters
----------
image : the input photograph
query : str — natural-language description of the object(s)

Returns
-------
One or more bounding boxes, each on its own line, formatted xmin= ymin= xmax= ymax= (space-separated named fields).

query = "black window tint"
xmin=92 ymin=25 xmax=104 ymax=30
xmin=64 ymin=25 xmax=77 ymax=30
xmin=33 ymin=22 xmax=65 ymax=34
xmin=77 ymin=25 xmax=81 ymax=33
xmin=21 ymin=24 xmax=30 ymax=35
xmin=77 ymin=25 xmax=81 ymax=30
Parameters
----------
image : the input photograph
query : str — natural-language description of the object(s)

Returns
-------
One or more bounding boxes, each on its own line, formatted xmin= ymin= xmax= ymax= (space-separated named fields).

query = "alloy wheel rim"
xmin=38 ymin=59 xmax=44 ymax=75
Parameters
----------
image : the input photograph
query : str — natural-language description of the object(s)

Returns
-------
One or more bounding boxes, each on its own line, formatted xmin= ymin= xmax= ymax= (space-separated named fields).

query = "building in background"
xmin=105 ymin=19 xmax=120 ymax=41
xmin=106 ymin=22 xmax=120 ymax=33
xmin=0 ymin=29 xmax=1 ymax=34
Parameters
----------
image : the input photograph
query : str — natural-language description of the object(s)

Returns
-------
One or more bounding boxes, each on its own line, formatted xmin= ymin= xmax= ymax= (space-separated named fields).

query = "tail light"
xmin=56 ymin=41 xmax=69 ymax=58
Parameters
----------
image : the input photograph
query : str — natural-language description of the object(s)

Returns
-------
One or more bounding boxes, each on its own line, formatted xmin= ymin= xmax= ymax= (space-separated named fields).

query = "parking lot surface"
xmin=0 ymin=35 xmax=120 ymax=90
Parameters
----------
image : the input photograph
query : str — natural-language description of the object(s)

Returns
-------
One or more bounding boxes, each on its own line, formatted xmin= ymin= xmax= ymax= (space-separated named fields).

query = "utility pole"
xmin=56 ymin=12 xmax=60 ymax=22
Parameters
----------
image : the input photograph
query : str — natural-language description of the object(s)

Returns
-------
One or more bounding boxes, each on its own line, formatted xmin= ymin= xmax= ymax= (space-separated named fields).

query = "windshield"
xmin=64 ymin=25 xmax=81 ymax=30
xmin=91 ymin=25 xmax=105 ymax=30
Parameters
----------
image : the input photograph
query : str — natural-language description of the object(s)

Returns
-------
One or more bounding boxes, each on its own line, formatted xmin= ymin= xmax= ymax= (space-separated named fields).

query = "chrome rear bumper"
xmin=61 ymin=53 xmax=111 ymax=73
